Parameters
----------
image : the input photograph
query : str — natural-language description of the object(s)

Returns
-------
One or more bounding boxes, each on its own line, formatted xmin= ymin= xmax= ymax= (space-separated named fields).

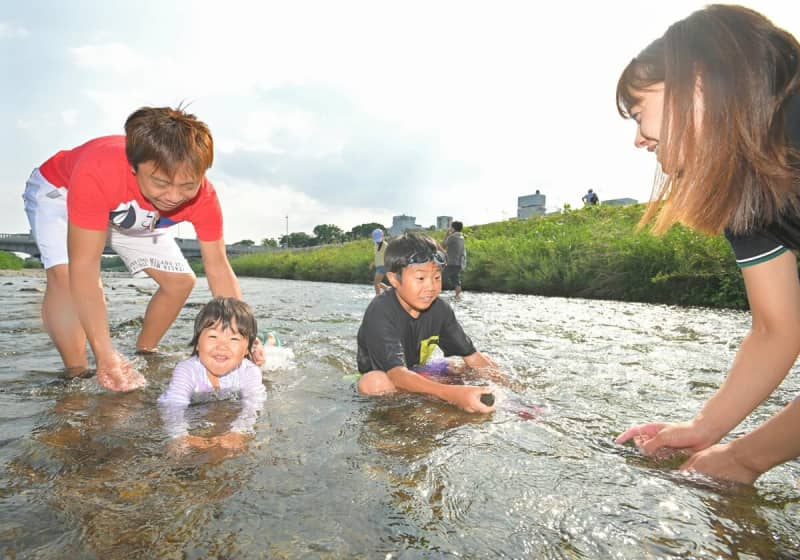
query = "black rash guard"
xmin=356 ymin=288 xmax=477 ymax=373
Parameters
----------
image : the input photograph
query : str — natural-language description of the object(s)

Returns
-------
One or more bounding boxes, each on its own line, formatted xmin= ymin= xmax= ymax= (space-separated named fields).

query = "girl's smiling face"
xmin=196 ymin=319 xmax=250 ymax=380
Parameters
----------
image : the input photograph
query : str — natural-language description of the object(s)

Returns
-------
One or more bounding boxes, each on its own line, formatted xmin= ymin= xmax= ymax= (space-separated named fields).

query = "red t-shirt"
xmin=38 ymin=135 xmax=223 ymax=242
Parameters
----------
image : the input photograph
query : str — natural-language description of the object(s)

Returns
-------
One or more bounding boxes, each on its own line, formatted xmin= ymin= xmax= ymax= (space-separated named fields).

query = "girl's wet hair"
xmin=616 ymin=4 xmax=800 ymax=235
xmin=384 ymin=232 xmax=446 ymax=277
xmin=189 ymin=297 xmax=258 ymax=358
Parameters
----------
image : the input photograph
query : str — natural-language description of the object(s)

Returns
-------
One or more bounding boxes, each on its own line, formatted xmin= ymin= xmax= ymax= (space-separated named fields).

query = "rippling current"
xmin=1 ymin=273 xmax=798 ymax=558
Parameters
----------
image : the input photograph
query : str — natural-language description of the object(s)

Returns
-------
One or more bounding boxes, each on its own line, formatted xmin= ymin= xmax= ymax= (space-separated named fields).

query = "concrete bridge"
xmin=0 ymin=232 xmax=276 ymax=260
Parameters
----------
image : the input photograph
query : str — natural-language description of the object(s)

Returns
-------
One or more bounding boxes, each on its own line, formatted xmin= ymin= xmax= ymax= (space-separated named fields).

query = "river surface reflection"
xmin=0 ymin=273 xmax=797 ymax=558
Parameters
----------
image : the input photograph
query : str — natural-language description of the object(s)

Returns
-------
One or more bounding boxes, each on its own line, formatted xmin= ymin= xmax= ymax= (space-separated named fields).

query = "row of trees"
xmin=226 ymin=204 xmax=750 ymax=310
xmin=233 ymin=222 xmax=386 ymax=249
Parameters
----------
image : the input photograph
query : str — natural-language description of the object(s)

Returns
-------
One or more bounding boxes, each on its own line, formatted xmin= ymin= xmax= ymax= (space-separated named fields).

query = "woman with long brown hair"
xmin=614 ymin=4 xmax=800 ymax=484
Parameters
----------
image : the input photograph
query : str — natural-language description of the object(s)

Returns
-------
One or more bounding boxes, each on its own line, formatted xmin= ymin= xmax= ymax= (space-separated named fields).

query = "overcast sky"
xmin=2 ymin=1 xmax=799 ymax=243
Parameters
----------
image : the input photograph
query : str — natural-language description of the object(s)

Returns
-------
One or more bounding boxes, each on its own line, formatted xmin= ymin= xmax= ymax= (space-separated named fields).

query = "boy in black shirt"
xmin=356 ymin=232 xmax=496 ymax=414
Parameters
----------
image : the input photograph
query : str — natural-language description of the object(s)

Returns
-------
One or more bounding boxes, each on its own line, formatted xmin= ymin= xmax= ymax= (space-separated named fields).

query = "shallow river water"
xmin=0 ymin=273 xmax=798 ymax=559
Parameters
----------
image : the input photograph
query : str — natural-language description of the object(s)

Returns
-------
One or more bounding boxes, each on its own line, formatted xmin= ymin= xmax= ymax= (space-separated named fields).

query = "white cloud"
xmin=0 ymin=22 xmax=28 ymax=39
xmin=61 ymin=110 xmax=78 ymax=126
xmin=208 ymin=174 xmax=394 ymax=243
xmin=69 ymin=42 xmax=147 ymax=72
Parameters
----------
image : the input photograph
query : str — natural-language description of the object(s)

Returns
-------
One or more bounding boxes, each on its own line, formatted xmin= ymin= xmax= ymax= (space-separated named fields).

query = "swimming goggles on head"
xmin=406 ymin=249 xmax=447 ymax=267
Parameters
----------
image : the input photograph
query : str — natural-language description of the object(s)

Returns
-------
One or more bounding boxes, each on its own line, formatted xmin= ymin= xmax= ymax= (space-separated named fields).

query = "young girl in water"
xmin=158 ymin=297 xmax=268 ymax=451
xmin=614 ymin=5 xmax=800 ymax=483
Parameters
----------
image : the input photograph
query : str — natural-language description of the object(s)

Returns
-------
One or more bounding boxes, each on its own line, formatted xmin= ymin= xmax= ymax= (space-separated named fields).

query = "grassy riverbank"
xmin=0 ymin=251 xmax=24 ymax=270
xmin=229 ymin=204 xmax=749 ymax=310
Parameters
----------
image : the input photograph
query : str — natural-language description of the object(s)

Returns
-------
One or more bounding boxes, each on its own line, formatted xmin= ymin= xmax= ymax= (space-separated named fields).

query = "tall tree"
xmin=313 ymin=224 xmax=345 ymax=244
xmin=350 ymin=222 xmax=387 ymax=239
xmin=280 ymin=232 xmax=313 ymax=247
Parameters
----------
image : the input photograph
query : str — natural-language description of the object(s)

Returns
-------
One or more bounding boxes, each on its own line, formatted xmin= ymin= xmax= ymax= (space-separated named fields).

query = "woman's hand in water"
xmin=96 ymin=351 xmax=146 ymax=391
xmin=615 ymin=420 xmax=716 ymax=456
xmin=679 ymin=443 xmax=761 ymax=484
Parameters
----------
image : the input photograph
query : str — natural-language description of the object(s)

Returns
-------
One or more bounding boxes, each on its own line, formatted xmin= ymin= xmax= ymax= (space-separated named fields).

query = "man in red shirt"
xmin=23 ymin=106 xmax=241 ymax=391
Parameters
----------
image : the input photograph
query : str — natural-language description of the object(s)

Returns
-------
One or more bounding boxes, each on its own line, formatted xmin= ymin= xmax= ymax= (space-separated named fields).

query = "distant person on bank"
xmin=22 ymin=106 xmax=254 ymax=392
xmin=442 ymin=221 xmax=467 ymax=298
xmin=371 ymin=228 xmax=387 ymax=295
xmin=582 ymin=189 xmax=599 ymax=206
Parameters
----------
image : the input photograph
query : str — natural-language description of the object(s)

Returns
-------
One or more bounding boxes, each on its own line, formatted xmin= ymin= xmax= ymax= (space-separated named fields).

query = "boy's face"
xmin=388 ymin=261 xmax=442 ymax=318
xmin=196 ymin=319 xmax=250 ymax=378
xmin=135 ymin=160 xmax=202 ymax=213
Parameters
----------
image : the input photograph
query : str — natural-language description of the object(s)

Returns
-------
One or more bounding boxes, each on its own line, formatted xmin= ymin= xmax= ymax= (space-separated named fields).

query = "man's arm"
xmin=68 ymin=224 xmax=114 ymax=360
xmin=68 ymin=224 xmax=145 ymax=390
xmin=199 ymin=238 xmax=241 ymax=298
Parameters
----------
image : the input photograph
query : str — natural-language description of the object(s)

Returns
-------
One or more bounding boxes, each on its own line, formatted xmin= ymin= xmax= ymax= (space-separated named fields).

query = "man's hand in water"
xmin=96 ymin=351 xmax=146 ymax=391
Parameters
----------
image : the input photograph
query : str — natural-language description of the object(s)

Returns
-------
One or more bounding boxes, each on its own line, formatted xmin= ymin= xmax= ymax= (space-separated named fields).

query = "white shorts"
xmin=23 ymin=168 xmax=194 ymax=277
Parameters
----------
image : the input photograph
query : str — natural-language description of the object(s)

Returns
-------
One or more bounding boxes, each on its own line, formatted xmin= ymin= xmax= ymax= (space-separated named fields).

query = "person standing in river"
xmin=442 ymin=221 xmax=467 ymax=298
xmin=614 ymin=5 xmax=800 ymax=484
xmin=371 ymin=228 xmax=387 ymax=295
xmin=22 ymin=106 xmax=246 ymax=391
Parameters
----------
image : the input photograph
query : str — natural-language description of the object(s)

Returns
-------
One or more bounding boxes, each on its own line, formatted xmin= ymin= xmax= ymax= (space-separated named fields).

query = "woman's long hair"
xmin=617 ymin=4 xmax=800 ymax=235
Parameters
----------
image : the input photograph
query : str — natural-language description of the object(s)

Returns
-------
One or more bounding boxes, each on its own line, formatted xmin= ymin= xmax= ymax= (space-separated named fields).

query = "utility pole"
xmin=285 ymin=215 xmax=289 ymax=248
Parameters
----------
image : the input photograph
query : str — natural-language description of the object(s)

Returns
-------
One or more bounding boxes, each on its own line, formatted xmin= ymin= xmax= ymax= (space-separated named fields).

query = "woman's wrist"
xmin=690 ymin=413 xmax=727 ymax=449
xmin=726 ymin=437 xmax=767 ymax=481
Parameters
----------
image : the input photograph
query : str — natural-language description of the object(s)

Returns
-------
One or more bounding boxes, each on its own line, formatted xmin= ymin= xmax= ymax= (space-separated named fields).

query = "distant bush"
xmin=100 ymin=256 xmax=127 ymax=272
xmin=0 ymin=251 xmax=24 ymax=270
xmin=23 ymin=257 xmax=43 ymax=269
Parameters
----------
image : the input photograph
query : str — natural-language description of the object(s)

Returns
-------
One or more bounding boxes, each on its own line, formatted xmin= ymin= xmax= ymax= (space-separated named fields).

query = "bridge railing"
xmin=0 ymin=232 xmax=283 ymax=259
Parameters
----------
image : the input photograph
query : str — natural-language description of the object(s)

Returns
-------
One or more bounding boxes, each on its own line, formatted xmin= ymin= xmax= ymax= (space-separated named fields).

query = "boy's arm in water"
xmin=386 ymin=365 xmax=495 ymax=414
xmin=463 ymin=351 xmax=523 ymax=391
xmin=617 ymin=252 xmax=800 ymax=455
xmin=678 ymin=397 xmax=800 ymax=484
xmin=199 ymin=238 xmax=241 ymax=299
xmin=67 ymin=224 xmax=145 ymax=391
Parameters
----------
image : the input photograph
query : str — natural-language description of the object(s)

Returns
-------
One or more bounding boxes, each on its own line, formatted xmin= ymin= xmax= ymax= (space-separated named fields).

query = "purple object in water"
xmin=412 ymin=358 xmax=450 ymax=375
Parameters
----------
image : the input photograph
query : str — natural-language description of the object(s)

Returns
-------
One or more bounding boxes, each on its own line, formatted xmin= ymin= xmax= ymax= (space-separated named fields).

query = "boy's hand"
xmin=96 ymin=351 xmax=146 ymax=391
xmin=447 ymin=385 xmax=496 ymax=414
